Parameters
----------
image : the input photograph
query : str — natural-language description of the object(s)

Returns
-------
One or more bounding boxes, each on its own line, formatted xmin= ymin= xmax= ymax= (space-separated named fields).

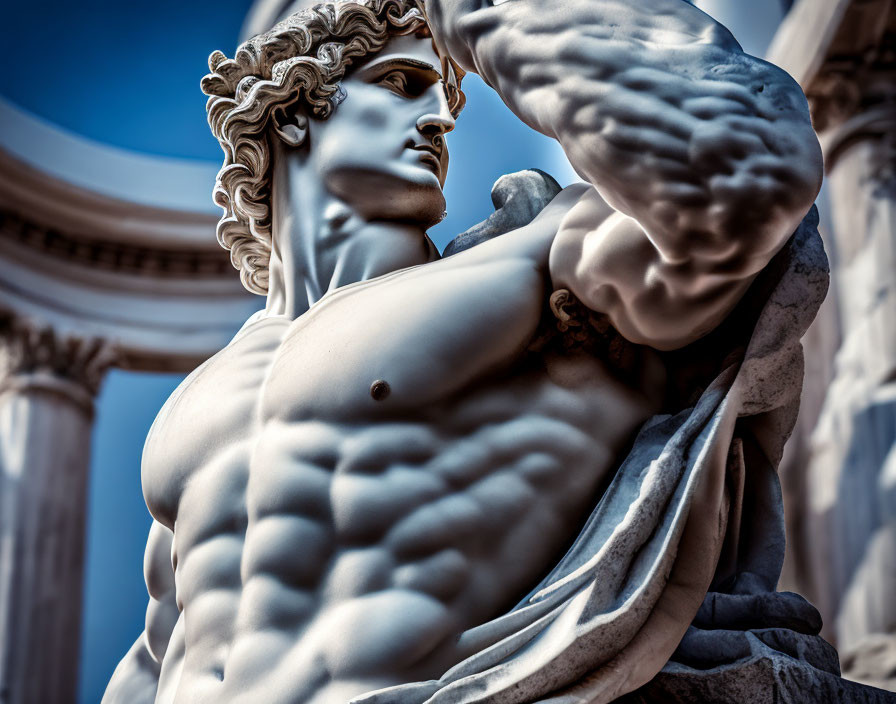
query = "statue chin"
xmin=325 ymin=167 xmax=448 ymax=228
xmin=398 ymin=185 xmax=447 ymax=230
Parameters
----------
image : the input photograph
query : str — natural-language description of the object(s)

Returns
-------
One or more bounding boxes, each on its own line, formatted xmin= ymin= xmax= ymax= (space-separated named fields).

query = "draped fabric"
xmin=349 ymin=200 xmax=874 ymax=703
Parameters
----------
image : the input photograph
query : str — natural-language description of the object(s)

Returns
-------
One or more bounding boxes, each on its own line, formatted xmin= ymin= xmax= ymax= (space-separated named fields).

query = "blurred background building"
xmin=768 ymin=0 xmax=896 ymax=691
xmin=0 ymin=0 xmax=892 ymax=702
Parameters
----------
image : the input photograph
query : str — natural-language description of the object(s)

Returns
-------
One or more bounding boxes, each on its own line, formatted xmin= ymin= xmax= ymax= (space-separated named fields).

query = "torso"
xmin=141 ymin=190 xmax=663 ymax=704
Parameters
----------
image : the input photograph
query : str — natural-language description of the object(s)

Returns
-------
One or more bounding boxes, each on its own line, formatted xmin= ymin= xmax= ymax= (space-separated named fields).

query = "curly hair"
xmin=201 ymin=0 xmax=465 ymax=295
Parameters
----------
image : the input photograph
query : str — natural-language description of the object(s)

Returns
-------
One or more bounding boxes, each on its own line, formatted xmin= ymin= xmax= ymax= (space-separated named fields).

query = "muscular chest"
xmin=142 ymin=249 xmax=550 ymax=524
xmin=262 ymin=253 xmax=547 ymax=423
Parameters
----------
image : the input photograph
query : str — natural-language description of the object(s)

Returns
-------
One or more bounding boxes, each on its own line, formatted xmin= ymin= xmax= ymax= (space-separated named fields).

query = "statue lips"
xmin=409 ymin=142 xmax=443 ymax=178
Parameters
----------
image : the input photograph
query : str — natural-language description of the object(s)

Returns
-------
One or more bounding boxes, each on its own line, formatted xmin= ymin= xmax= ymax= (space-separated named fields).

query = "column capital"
xmin=0 ymin=313 xmax=118 ymax=411
xmin=821 ymin=106 xmax=896 ymax=181
xmin=808 ymin=61 xmax=895 ymax=135
xmin=767 ymin=0 xmax=895 ymax=133
xmin=0 ymin=316 xmax=113 ymax=703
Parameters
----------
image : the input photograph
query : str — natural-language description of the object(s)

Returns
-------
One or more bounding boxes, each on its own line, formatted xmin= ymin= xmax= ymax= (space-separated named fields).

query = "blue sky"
xmin=0 ymin=1 xmax=784 ymax=701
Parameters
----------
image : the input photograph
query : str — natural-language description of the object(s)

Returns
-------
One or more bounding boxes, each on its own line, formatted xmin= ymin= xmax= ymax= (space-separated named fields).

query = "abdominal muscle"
xmin=152 ymin=348 xmax=655 ymax=704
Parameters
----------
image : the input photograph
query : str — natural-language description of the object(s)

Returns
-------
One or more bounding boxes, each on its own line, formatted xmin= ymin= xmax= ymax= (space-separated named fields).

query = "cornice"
xmin=0 ymin=133 xmax=220 ymax=251
xmin=0 ymin=109 xmax=261 ymax=373
xmin=767 ymin=0 xmax=895 ymax=134
xmin=0 ymin=209 xmax=232 ymax=279
xmin=0 ymin=98 xmax=220 ymax=219
xmin=0 ymin=219 xmax=259 ymax=373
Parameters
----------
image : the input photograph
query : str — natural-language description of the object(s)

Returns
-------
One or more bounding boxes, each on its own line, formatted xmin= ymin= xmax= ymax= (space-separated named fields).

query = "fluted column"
xmin=0 ymin=314 xmax=115 ymax=704
xmin=765 ymin=0 xmax=896 ymax=688
xmin=806 ymin=105 xmax=896 ymax=687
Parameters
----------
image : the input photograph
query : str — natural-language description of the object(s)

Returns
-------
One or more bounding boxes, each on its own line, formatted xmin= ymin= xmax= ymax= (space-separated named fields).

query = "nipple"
xmin=370 ymin=380 xmax=391 ymax=401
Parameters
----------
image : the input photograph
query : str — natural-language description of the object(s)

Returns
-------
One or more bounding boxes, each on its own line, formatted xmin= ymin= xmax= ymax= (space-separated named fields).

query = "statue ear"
xmin=273 ymin=112 xmax=308 ymax=148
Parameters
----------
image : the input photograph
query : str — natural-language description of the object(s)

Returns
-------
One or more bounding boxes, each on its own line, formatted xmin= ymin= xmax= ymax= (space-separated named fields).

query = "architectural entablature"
xmin=0 ymin=99 xmax=259 ymax=373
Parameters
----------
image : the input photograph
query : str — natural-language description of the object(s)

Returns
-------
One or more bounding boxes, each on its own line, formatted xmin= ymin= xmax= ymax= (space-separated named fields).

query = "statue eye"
xmin=379 ymin=70 xmax=411 ymax=96
xmin=378 ymin=69 xmax=433 ymax=99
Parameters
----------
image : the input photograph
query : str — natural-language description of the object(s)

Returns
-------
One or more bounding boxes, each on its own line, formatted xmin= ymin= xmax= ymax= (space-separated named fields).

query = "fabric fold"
xmin=350 ymin=206 xmax=863 ymax=704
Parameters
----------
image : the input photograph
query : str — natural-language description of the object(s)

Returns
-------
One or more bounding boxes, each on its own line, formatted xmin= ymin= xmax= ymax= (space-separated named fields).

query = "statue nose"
xmin=417 ymin=112 xmax=455 ymax=139
xmin=417 ymin=116 xmax=454 ymax=141
xmin=416 ymin=88 xmax=456 ymax=137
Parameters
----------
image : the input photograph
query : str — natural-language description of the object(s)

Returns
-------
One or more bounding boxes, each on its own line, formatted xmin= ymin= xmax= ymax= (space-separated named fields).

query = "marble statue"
xmin=103 ymin=0 xmax=896 ymax=702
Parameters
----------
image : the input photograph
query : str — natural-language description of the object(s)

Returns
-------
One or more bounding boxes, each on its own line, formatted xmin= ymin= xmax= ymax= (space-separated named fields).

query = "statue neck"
xmin=265 ymin=146 xmax=439 ymax=319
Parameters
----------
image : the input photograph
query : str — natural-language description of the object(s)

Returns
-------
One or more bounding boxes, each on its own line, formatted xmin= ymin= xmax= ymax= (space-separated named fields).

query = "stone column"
xmin=0 ymin=314 xmax=115 ymax=704
xmin=806 ymin=104 xmax=896 ymax=689
xmin=767 ymin=0 xmax=896 ymax=687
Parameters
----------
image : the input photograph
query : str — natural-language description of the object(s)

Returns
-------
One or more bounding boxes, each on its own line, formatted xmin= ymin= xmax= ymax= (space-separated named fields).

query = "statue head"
xmin=202 ymin=0 xmax=465 ymax=295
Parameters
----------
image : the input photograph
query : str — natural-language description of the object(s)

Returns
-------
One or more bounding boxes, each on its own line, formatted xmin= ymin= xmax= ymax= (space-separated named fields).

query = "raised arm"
xmin=426 ymin=0 xmax=823 ymax=348
xmin=103 ymin=521 xmax=179 ymax=704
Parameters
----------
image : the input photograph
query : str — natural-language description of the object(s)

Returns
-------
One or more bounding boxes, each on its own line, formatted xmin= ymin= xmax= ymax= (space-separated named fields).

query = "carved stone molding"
xmin=0 ymin=109 xmax=262 ymax=373
xmin=0 ymin=211 xmax=259 ymax=373
xmin=0 ymin=313 xmax=118 ymax=411
xmin=0 ymin=209 xmax=233 ymax=279
xmin=807 ymin=35 xmax=895 ymax=133
xmin=822 ymin=106 xmax=896 ymax=180
xmin=767 ymin=0 xmax=895 ymax=134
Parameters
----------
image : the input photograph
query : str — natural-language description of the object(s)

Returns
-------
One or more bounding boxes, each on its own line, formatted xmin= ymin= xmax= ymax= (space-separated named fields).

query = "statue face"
xmin=305 ymin=33 xmax=456 ymax=227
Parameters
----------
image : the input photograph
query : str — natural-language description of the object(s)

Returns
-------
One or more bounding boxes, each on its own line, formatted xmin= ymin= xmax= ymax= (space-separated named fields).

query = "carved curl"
xmin=201 ymin=0 xmax=465 ymax=294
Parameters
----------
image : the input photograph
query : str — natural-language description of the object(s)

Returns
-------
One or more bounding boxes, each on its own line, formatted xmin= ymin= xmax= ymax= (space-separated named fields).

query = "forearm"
xmin=427 ymin=0 xmax=822 ymax=262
